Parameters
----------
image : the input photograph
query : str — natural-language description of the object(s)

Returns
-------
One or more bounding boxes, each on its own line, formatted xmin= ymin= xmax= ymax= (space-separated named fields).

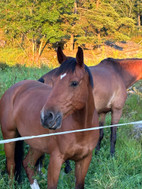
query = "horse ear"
xmin=76 ymin=47 xmax=84 ymax=67
xmin=57 ymin=47 xmax=67 ymax=64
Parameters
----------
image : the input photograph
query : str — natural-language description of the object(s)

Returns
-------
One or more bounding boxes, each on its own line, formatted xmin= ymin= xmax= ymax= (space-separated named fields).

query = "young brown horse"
xmin=39 ymin=57 xmax=142 ymax=156
xmin=0 ymin=47 xmax=99 ymax=189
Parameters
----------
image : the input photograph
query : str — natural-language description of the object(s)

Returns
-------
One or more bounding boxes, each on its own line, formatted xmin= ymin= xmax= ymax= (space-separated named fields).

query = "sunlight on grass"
xmin=1 ymin=43 xmax=142 ymax=69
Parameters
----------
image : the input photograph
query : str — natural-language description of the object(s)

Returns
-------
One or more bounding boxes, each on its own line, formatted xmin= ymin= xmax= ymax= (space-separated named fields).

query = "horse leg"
xmin=95 ymin=113 xmax=106 ymax=154
xmin=3 ymin=130 xmax=18 ymax=181
xmin=75 ymin=153 xmax=92 ymax=189
xmin=23 ymin=147 xmax=43 ymax=189
xmin=110 ymin=108 xmax=122 ymax=156
xmin=47 ymin=154 xmax=63 ymax=189
xmin=5 ymin=142 xmax=16 ymax=180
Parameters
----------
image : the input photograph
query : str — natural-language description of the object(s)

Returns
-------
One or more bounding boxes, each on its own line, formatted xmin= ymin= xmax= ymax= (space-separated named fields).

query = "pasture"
xmin=0 ymin=63 xmax=142 ymax=189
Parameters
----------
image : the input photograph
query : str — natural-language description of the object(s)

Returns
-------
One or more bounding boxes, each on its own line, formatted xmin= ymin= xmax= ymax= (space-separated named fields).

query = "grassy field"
xmin=0 ymin=64 xmax=142 ymax=189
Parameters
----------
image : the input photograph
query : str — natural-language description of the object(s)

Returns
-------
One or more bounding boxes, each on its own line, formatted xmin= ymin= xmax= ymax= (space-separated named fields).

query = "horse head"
xmin=40 ymin=47 xmax=94 ymax=130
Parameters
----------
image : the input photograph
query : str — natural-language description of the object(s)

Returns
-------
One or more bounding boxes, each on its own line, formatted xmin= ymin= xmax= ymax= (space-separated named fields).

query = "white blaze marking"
xmin=40 ymin=108 xmax=45 ymax=120
xmin=30 ymin=179 xmax=40 ymax=189
xmin=60 ymin=73 xmax=67 ymax=80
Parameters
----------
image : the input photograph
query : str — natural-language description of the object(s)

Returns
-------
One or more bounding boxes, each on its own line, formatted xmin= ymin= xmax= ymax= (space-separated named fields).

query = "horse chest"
xmin=64 ymin=139 xmax=93 ymax=160
xmin=74 ymin=144 xmax=92 ymax=160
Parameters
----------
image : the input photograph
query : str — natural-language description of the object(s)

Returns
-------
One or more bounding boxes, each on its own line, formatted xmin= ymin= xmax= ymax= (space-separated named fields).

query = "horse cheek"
xmin=73 ymin=90 xmax=88 ymax=110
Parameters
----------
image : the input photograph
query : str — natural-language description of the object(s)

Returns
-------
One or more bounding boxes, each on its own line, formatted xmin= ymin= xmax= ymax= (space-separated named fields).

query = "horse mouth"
xmin=40 ymin=112 xmax=62 ymax=130
xmin=49 ymin=115 xmax=62 ymax=130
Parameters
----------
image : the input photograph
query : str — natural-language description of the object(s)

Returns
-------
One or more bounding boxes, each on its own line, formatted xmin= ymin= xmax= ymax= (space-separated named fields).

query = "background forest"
xmin=0 ymin=1 xmax=142 ymax=188
xmin=0 ymin=0 xmax=142 ymax=67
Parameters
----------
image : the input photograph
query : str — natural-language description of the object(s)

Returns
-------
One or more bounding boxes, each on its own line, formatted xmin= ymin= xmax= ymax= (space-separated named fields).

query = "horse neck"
xmin=116 ymin=60 xmax=142 ymax=88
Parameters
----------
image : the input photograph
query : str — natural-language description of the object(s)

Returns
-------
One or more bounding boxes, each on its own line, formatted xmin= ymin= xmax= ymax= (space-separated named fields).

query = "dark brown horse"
xmin=0 ymin=47 xmax=99 ymax=189
xmin=39 ymin=57 xmax=142 ymax=156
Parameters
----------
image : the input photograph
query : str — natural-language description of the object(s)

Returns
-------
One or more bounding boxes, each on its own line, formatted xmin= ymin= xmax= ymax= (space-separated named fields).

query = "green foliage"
xmin=75 ymin=1 xmax=136 ymax=45
xmin=106 ymin=0 xmax=139 ymax=18
xmin=0 ymin=0 xmax=65 ymax=41
xmin=0 ymin=0 xmax=141 ymax=49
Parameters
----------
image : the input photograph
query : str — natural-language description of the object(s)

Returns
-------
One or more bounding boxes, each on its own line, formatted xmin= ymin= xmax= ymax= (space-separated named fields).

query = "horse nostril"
xmin=46 ymin=111 xmax=54 ymax=121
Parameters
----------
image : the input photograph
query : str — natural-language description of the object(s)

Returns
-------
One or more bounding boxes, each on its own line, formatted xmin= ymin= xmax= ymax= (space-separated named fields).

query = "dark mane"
xmin=55 ymin=58 xmax=93 ymax=88
xmin=100 ymin=58 xmax=122 ymax=72
xmin=100 ymin=57 xmax=142 ymax=65
xmin=55 ymin=58 xmax=77 ymax=76
xmin=100 ymin=58 xmax=118 ymax=65
xmin=85 ymin=65 xmax=94 ymax=88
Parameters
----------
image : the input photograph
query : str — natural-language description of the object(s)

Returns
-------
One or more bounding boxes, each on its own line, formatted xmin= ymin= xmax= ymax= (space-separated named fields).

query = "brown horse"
xmin=0 ymin=47 xmax=99 ymax=189
xmin=39 ymin=57 xmax=142 ymax=156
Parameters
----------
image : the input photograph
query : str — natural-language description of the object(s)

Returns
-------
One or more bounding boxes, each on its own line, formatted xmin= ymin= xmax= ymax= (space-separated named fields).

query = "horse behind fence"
xmin=0 ymin=47 xmax=99 ymax=189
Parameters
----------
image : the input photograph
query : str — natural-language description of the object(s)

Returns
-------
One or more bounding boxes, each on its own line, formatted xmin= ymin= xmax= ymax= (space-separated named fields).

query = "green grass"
xmin=0 ymin=65 xmax=142 ymax=189
xmin=0 ymin=63 xmax=51 ymax=97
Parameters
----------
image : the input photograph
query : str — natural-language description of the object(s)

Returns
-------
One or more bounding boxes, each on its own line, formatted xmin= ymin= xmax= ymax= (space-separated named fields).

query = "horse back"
xmin=0 ymin=80 xmax=51 ymax=133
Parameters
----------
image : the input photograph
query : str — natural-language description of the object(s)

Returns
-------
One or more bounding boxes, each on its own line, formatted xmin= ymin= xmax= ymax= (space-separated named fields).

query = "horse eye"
xmin=70 ymin=81 xmax=79 ymax=87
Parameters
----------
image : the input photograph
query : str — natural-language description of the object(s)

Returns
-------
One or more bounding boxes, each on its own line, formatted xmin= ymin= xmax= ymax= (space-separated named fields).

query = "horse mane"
xmin=85 ymin=64 xmax=94 ymax=88
xmin=100 ymin=58 xmax=119 ymax=66
xmin=99 ymin=58 xmax=122 ymax=73
xmin=100 ymin=57 xmax=142 ymax=66
xmin=55 ymin=58 xmax=94 ymax=88
xmin=100 ymin=57 xmax=142 ymax=73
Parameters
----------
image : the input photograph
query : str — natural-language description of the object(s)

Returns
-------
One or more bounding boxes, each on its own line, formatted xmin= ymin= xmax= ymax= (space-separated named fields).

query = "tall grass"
xmin=0 ymin=65 xmax=142 ymax=189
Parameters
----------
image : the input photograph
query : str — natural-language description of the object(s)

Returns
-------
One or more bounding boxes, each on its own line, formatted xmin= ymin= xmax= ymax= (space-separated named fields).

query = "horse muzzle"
xmin=40 ymin=109 xmax=62 ymax=130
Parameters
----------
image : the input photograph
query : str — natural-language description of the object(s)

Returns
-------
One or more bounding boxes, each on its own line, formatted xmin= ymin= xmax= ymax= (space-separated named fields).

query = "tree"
xmin=74 ymin=0 xmax=135 ymax=47
xmin=0 ymin=0 xmax=74 ymax=57
xmin=0 ymin=0 xmax=138 ymax=53
xmin=134 ymin=0 xmax=142 ymax=27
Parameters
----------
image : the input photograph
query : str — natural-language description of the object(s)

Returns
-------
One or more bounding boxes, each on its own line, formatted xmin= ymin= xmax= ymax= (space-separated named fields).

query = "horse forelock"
xmin=55 ymin=57 xmax=93 ymax=88
xmin=55 ymin=58 xmax=76 ymax=76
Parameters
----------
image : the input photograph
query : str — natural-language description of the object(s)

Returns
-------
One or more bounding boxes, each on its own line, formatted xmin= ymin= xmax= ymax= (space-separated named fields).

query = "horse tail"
xmin=15 ymin=137 xmax=24 ymax=183
xmin=35 ymin=154 xmax=45 ymax=174
xmin=64 ymin=160 xmax=72 ymax=174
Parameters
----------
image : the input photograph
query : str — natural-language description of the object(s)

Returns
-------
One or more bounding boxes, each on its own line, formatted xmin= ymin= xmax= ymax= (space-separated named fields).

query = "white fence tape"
xmin=0 ymin=120 xmax=142 ymax=144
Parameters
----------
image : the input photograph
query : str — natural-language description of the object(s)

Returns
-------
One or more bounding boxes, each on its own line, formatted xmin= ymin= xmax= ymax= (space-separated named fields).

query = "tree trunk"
xmin=39 ymin=40 xmax=48 ymax=57
xmin=96 ymin=0 xmax=101 ymax=46
xmin=97 ymin=31 xmax=101 ymax=46
xmin=32 ymin=38 xmax=35 ymax=62
xmin=138 ymin=14 xmax=141 ymax=27
xmin=70 ymin=34 xmax=74 ymax=50
xmin=96 ymin=0 xmax=100 ymax=9
xmin=69 ymin=0 xmax=77 ymax=50
xmin=74 ymin=0 xmax=77 ymax=14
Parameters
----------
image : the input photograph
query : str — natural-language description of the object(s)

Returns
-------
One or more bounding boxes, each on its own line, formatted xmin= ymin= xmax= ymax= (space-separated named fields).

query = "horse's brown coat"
xmin=39 ymin=57 xmax=142 ymax=155
xmin=0 ymin=47 xmax=99 ymax=189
